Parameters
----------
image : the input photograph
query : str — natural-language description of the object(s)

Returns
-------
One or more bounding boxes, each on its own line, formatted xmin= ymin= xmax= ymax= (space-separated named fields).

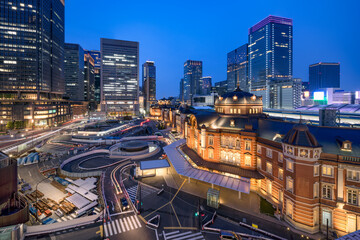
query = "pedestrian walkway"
xmin=126 ymin=185 xmax=138 ymax=203
xmin=103 ymin=214 xmax=142 ymax=238
xmin=139 ymin=183 xmax=158 ymax=198
xmin=162 ymin=230 xmax=204 ymax=240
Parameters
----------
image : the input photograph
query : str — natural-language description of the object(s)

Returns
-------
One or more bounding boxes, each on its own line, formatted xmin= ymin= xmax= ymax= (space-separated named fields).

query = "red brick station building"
xmin=153 ymin=87 xmax=360 ymax=236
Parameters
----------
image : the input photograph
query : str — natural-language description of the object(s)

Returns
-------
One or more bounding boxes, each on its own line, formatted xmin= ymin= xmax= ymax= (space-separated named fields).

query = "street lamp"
xmin=34 ymin=175 xmax=51 ymax=222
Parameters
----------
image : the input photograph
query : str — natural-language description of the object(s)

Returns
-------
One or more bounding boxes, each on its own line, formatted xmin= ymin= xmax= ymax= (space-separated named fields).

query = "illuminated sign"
xmin=313 ymin=91 xmax=325 ymax=101
xmin=303 ymin=91 xmax=310 ymax=98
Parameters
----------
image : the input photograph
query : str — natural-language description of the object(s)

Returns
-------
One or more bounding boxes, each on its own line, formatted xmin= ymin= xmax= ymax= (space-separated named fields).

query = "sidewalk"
xmin=142 ymin=167 xmax=324 ymax=240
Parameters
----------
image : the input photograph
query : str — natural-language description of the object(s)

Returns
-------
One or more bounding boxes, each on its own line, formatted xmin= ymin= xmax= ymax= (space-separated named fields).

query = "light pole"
xmin=34 ymin=175 xmax=51 ymax=222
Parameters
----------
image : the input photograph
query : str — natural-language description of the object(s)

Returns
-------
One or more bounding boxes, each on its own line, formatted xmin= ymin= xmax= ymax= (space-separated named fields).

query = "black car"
xmin=120 ymin=197 xmax=129 ymax=211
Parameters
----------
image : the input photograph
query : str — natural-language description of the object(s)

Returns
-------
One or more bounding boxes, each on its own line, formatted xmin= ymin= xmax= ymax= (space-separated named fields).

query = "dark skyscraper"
xmin=85 ymin=50 xmax=101 ymax=105
xmin=142 ymin=61 xmax=156 ymax=112
xmin=227 ymin=44 xmax=248 ymax=92
xmin=183 ymin=60 xmax=202 ymax=103
xmin=248 ymin=16 xmax=293 ymax=108
xmin=0 ymin=0 xmax=71 ymax=126
xmin=309 ymin=63 xmax=340 ymax=93
xmin=64 ymin=43 xmax=85 ymax=101
xmin=179 ymin=78 xmax=184 ymax=101
xmin=101 ymin=38 xmax=139 ymax=115
xmin=200 ymin=76 xmax=212 ymax=95
xmin=84 ymin=52 xmax=95 ymax=110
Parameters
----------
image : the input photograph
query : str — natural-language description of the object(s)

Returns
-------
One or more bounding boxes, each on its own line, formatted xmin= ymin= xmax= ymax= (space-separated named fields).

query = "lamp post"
xmin=34 ymin=175 xmax=51 ymax=222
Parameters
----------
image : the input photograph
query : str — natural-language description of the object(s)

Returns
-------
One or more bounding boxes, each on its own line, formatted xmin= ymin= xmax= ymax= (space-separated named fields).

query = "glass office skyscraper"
xmin=85 ymin=50 xmax=101 ymax=105
xmin=200 ymin=76 xmax=212 ymax=95
xmin=309 ymin=62 xmax=340 ymax=93
xmin=100 ymin=38 xmax=139 ymax=115
xmin=84 ymin=52 xmax=95 ymax=110
xmin=64 ymin=43 xmax=84 ymax=101
xmin=183 ymin=60 xmax=202 ymax=103
xmin=0 ymin=0 xmax=71 ymax=126
xmin=227 ymin=44 xmax=248 ymax=92
xmin=142 ymin=61 xmax=156 ymax=112
xmin=248 ymin=16 xmax=293 ymax=108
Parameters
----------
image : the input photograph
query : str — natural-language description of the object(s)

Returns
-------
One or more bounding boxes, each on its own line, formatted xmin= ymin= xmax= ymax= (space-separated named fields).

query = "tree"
xmin=6 ymin=121 xmax=14 ymax=130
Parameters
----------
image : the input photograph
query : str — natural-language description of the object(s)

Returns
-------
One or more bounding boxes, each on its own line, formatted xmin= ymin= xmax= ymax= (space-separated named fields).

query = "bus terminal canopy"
xmin=164 ymin=139 xmax=251 ymax=194
xmin=139 ymin=159 xmax=170 ymax=170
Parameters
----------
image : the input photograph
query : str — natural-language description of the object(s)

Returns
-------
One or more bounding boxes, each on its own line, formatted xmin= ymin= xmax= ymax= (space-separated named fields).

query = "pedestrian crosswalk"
xmin=163 ymin=230 xmax=205 ymax=240
xmin=126 ymin=185 xmax=138 ymax=203
xmin=103 ymin=214 xmax=143 ymax=238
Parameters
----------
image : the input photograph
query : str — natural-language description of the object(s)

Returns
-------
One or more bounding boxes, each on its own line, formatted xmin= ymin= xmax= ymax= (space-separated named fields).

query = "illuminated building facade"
xmin=200 ymin=76 xmax=212 ymax=95
xmin=64 ymin=43 xmax=84 ymax=101
xmin=161 ymin=88 xmax=360 ymax=236
xmin=85 ymin=50 xmax=101 ymax=105
xmin=84 ymin=52 xmax=95 ymax=110
xmin=309 ymin=63 xmax=340 ymax=93
xmin=227 ymin=44 xmax=249 ymax=92
xmin=0 ymin=0 xmax=71 ymax=126
xmin=100 ymin=38 xmax=139 ymax=115
xmin=248 ymin=16 xmax=293 ymax=108
xmin=183 ymin=60 xmax=202 ymax=104
xmin=142 ymin=61 xmax=156 ymax=112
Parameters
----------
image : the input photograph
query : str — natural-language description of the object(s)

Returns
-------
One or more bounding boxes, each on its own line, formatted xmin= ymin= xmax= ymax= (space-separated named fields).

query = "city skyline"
xmin=65 ymin=0 xmax=360 ymax=98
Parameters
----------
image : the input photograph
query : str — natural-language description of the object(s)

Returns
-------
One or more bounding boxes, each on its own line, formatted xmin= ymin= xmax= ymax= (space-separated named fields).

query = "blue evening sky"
xmin=65 ymin=0 xmax=360 ymax=98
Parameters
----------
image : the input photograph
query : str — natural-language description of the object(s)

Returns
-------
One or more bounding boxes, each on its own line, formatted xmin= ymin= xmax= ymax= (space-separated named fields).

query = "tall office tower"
xmin=100 ymin=38 xmax=139 ymax=115
xmin=200 ymin=76 xmax=212 ymax=95
xmin=183 ymin=60 xmax=202 ymax=104
xmin=142 ymin=61 xmax=156 ymax=112
xmin=64 ymin=43 xmax=85 ymax=101
xmin=248 ymin=16 xmax=293 ymax=108
xmin=267 ymin=78 xmax=301 ymax=109
xmin=179 ymin=78 xmax=184 ymax=102
xmin=0 ymin=0 xmax=71 ymax=127
xmin=309 ymin=62 xmax=340 ymax=93
xmin=84 ymin=53 xmax=95 ymax=110
xmin=85 ymin=50 xmax=101 ymax=105
xmin=214 ymin=80 xmax=228 ymax=96
xmin=227 ymin=44 xmax=248 ymax=92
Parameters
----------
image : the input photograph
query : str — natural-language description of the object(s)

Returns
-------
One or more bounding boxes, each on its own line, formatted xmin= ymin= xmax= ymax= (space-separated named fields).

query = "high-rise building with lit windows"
xmin=142 ymin=61 xmax=156 ymax=112
xmin=183 ymin=60 xmax=202 ymax=104
xmin=100 ymin=38 xmax=139 ymax=115
xmin=84 ymin=52 xmax=95 ymax=110
xmin=248 ymin=16 xmax=293 ymax=109
xmin=309 ymin=62 xmax=340 ymax=93
xmin=85 ymin=50 xmax=101 ymax=105
xmin=200 ymin=76 xmax=212 ymax=95
xmin=0 ymin=0 xmax=71 ymax=127
xmin=64 ymin=43 xmax=85 ymax=101
xmin=227 ymin=44 xmax=249 ymax=92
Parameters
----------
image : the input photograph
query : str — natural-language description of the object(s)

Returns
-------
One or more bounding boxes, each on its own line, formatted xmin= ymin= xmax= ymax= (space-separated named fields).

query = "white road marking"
xmin=111 ymin=221 xmax=117 ymax=235
xmin=166 ymin=231 xmax=192 ymax=239
xmin=123 ymin=217 xmax=130 ymax=231
xmin=134 ymin=215 xmax=142 ymax=228
xmin=131 ymin=215 xmax=138 ymax=228
xmin=165 ymin=230 xmax=179 ymax=236
xmin=176 ymin=232 xmax=203 ymax=240
xmin=104 ymin=223 xmax=109 ymax=237
xmin=115 ymin=219 xmax=121 ymax=233
xmin=107 ymin=222 xmax=113 ymax=236
xmin=127 ymin=216 xmax=134 ymax=230
xmin=28 ymin=171 xmax=32 ymax=177
xmin=119 ymin=218 xmax=125 ymax=232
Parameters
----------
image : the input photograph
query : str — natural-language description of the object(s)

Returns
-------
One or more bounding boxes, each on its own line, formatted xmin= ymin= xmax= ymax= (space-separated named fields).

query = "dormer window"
xmin=233 ymin=95 xmax=238 ymax=101
xmin=230 ymin=120 xmax=235 ymax=127
xmin=342 ymin=141 xmax=352 ymax=152
xmin=251 ymin=95 xmax=256 ymax=101
xmin=219 ymin=96 xmax=223 ymax=101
